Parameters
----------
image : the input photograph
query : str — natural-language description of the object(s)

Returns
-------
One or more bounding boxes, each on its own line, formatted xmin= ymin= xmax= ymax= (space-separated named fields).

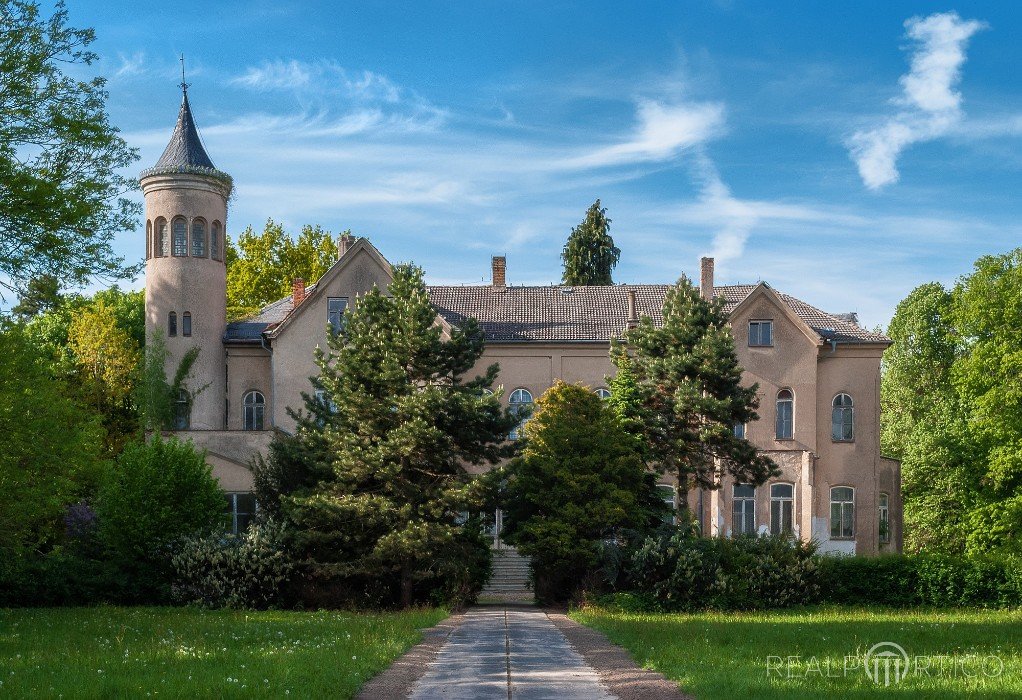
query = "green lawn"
xmin=571 ymin=606 xmax=1022 ymax=699
xmin=0 ymin=606 xmax=446 ymax=698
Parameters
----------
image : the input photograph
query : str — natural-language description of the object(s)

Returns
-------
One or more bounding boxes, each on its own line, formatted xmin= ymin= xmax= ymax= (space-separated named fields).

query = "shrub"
xmin=171 ymin=519 xmax=296 ymax=609
xmin=625 ymin=531 xmax=819 ymax=611
xmin=96 ymin=436 xmax=225 ymax=601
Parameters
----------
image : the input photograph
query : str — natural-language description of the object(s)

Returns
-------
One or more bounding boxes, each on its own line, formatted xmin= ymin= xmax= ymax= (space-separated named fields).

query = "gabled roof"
xmin=139 ymin=91 xmax=232 ymax=187
xmin=226 ymin=280 xmax=890 ymax=345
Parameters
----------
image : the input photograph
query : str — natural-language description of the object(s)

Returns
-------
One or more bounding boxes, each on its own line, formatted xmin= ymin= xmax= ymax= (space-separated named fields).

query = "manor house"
xmin=142 ymin=90 xmax=902 ymax=555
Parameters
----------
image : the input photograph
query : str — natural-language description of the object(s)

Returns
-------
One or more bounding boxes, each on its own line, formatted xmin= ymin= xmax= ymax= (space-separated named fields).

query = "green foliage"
xmin=279 ymin=263 xmax=518 ymax=607
xmin=625 ymin=531 xmax=819 ymax=611
xmin=0 ymin=321 xmax=107 ymax=560
xmin=561 ymin=199 xmax=620 ymax=285
xmin=96 ymin=436 xmax=224 ymax=599
xmin=501 ymin=381 xmax=666 ymax=603
xmin=0 ymin=0 xmax=140 ymax=295
xmin=11 ymin=274 xmax=62 ymax=319
xmin=611 ymin=274 xmax=776 ymax=513
xmin=817 ymin=553 xmax=1022 ymax=608
xmin=883 ymin=249 xmax=1022 ymax=555
xmin=226 ymin=219 xmax=342 ymax=318
xmin=171 ymin=519 xmax=296 ymax=609
xmin=132 ymin=331 xmax=202 ymax=432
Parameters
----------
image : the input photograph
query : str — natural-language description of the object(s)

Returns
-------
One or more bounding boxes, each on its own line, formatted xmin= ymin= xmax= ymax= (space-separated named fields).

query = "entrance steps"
xmin=479 ymin=547 xmax=533 ymax=602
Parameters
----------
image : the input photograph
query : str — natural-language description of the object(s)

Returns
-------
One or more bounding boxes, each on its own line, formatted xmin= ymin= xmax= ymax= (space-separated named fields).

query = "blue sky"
xmin=71 ymin=1 xmax=1022 ymax=327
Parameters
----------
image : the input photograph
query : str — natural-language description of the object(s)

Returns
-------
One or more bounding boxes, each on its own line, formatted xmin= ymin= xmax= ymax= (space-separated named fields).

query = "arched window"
xmin=168 ymin=311 xmax=177 ymax=337
xmin=830 ymin=486 xmax=855 ymax=539
xmin=732 ymin=484 xmax=756 ymax=535
xmin=243 ymin=391 xmax=265 ymax=431
xmin=172 ymin=217 xmax=187 ymax=256
xmin=173 ymin=389 xmax=190 ymax=429
xmin=770 ymin=483 xmax=794 ymax=535
xmin=775 ymin=389 xmax=794 ymax=439
xmin=182 ymin=311 xmax=192 ymax=337
xmin=594 ymin=387 xmax=611 ymax=400
xmin=832 ymin=393 xmax=854 ymax=441
xmin=191 ymin=218 xmax=206 ymax=257
xmin=146 ymin=220 xmax=152 ymax=259
xmin=210 ymin=221 xmax=222 ymax=261
xmin=508 ymin=388 xmax=533 ymax=439
xmin=155 ymin=217 xmax=168 ymax=257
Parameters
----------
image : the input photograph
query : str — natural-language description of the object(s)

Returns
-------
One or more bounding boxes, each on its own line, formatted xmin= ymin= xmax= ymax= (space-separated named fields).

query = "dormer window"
xmin=328 ymin=297 xmax=348 ymax=334
xmin=749 ymin=320 xmax=773 ymax=347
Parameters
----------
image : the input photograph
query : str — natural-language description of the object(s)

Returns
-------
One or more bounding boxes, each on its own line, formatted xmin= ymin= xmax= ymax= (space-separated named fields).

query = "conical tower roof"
xmin=140 ymin=88 xmax=232 ymax=192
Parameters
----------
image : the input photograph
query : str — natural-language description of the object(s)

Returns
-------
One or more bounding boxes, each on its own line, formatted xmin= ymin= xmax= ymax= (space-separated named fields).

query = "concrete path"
xmin=408 ymin=606 xmax=615 ymax=700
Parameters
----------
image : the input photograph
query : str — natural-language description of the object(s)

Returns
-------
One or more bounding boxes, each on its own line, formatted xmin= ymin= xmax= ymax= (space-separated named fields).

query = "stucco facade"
xmin=143 ymin=91 xmax=901 ymax=555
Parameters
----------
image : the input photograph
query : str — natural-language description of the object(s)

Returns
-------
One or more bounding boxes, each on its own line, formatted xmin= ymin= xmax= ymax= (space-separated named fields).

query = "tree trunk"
xmin=401 ymin=566 xmax=413 ymax=608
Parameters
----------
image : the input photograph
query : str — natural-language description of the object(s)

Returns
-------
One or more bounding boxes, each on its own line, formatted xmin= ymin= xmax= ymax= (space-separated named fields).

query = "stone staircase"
xmin=479 ymin=547 xmax=533 ymax=602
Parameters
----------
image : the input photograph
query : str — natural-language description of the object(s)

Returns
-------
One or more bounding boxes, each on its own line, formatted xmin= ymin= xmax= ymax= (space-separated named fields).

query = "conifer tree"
xmin=610 ymin=276 xmax=776 ymax=521
xmin=282 ymin=264 xmax=518 ymax=607
xmin=561 ymin=200 xmax=620 ymax=285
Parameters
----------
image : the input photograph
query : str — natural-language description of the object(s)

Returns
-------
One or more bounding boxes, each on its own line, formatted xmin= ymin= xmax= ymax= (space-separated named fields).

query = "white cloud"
xmin=848 ymin=12 xmax=986 ymax=190
xmin=565 ymin=100 xmax=725 ymax=168
xmin=114 ymin=51 xmax=146 ymax=79
xmin=231 ymin=60 xmax=313 ymax=90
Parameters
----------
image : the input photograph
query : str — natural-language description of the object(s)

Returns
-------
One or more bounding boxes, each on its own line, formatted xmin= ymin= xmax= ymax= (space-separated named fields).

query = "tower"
xmin=139 ymin=82 xmax=232 ymax=431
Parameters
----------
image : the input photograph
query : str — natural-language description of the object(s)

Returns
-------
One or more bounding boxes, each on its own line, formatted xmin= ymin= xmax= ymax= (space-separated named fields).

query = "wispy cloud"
xmin=114 ymin=51 xmax=146 ymax=79
xmin=848 ymin=11 xmax=986 ymax=190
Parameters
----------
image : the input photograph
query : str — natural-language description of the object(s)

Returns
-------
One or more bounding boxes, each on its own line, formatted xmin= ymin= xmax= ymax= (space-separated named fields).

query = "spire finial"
xmin=179 ymin=54 xmax=189 ymax=94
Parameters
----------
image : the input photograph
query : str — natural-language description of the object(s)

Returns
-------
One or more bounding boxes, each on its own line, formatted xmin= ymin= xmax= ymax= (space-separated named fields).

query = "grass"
xmin=571 ymin=605 xmax=1022 ymax=699
xmin=0 ymin=605 xmax=447 ymax=698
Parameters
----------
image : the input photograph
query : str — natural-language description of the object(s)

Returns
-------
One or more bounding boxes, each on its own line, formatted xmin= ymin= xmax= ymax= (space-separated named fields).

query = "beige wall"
xmin=226 ymin=346 xmax=272 ymax=431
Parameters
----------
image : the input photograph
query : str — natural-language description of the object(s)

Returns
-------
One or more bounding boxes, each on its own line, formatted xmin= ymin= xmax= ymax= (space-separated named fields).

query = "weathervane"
xmin=179 ymin=54 xmax=189 ymax=94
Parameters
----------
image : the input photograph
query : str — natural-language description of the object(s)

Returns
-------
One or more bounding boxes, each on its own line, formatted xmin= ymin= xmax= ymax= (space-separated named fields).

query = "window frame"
xmin=594 ymin=387 xmax=611 ymax=400
xmin=749 ymin=319 xmax=773 ymax=347
xmin=171 ymin=216 xmax=188 ymax=257
xmin=173 ymin=389 xmax=190 ymax=429
xmin=878 ymin=492 xmax=891 ymax=544
xmin=155 ymin=217 xmax=168 ymax=257
xmin=210 ymin=221 xmax=222 ymax=261
xmin=146 ymin=220 xmax=152 ymax=260
xmin=775 ymin=389 xmax=794 ymax=440
xmin=182 ymin=311 xmax=192 ymax=337
xmin=243 ymin=390 xmax=265 ymax=431
xmin=508 ymin=388 xmax=533 ymax=440
xmin=733 ymin=422 xmax=746 ymax=439
xmin=225 ymin=492 xmax=257 ymax=534
xmin=830 ymin=486 xmax=855 ymax=540
xmin=657 ymin=483 xmax=677 ymax=525
xmin=831 ymin=393 xmax=855 ymax=442
xmin=327 ymin=297 xmax=348 ymax=334
xmin=770 ymin=482 xmax=794 ymax=536
xmin=732 ymin=483 xmax=756 ymax=536
xmin=168 ymin=311 xmax=177 ymax=337
xmin=191 ymin=218 xmax=207 ymax=258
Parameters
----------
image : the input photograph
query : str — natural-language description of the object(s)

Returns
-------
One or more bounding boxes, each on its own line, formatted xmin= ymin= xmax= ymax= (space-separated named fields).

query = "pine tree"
xmin=561 ymin=200 xmax=620 ymax=285
xmin=610 ymin=276 xmax=776 ymax=521
xmin=282 ymin=264 xmax=518 ymax=606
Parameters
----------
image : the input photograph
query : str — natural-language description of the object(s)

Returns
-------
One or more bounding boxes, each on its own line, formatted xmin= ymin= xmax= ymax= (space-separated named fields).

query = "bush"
xmin=96 ymin=436 xmax=225 ymax=601
xmin=625 ymin=531 xmax=819 ymax=611
xmin=819 ymin=553 xmax=1022 ymax=608
xmin=0 ymin=551 xmax=125 ymax=607
xmin=171 ymin=519 xmax=296 ymax=609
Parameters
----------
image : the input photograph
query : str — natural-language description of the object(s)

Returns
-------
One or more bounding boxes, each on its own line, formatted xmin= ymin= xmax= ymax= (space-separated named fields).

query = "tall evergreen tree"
xmin=561 ymin=200 xmax=620 ymax=285
xmin=282 ymin=264 xmax=518 ymax=606
xmin=610 ymin=276 xmax=776 ymax=520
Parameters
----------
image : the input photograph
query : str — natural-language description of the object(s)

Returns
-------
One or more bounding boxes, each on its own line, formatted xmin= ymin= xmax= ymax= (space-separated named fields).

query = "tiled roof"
xmin=225 ymin=282 xmax=890 ymax=345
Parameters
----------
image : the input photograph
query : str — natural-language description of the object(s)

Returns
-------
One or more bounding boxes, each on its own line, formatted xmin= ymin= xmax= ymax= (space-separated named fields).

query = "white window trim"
xmin=830 ymin=485 xmax=855 ymax=540
xmin=769 ymin=482 xmax=795 ymax=535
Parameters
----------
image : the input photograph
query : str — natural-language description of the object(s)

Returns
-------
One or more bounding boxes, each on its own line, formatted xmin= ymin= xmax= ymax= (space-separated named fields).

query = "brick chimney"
xmin=700 ymin=257 xmax=714 ymax=301
xmin=338 ymin=232 xmax=352 ymax=259
xmin=292 ymin=278 xmax=306 ymax=309
xmin=626 ymin=288 xmax=638 ymax=329
xmin=491 ymin=256 xmax=506 ymax=288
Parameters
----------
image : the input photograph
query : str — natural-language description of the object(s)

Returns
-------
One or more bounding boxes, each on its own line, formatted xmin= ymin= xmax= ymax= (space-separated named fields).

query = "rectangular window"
xmin=328 ymin=297 xmax=348 ymax=333
xmin=182 ymin=312 xmax=192 ymax=337
xmin=770 ymin=483 xmax=794 ymax=535
xmin=657 ymin=484 xmax=676 ymax=525
xmin=749 ymin=320 xmax=773 ymax=347
xmin=225 ymin=492 xmax=256 ymax=534
xmin=830 ymin=487 xmax=855 ymax=539
xmin=732 ymin=484 xmax=756 ymax=535
xmin=879 ymin=493 xmax=890 ymax=544
xmin=733 ymin=422 xmax=746 ymax=439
